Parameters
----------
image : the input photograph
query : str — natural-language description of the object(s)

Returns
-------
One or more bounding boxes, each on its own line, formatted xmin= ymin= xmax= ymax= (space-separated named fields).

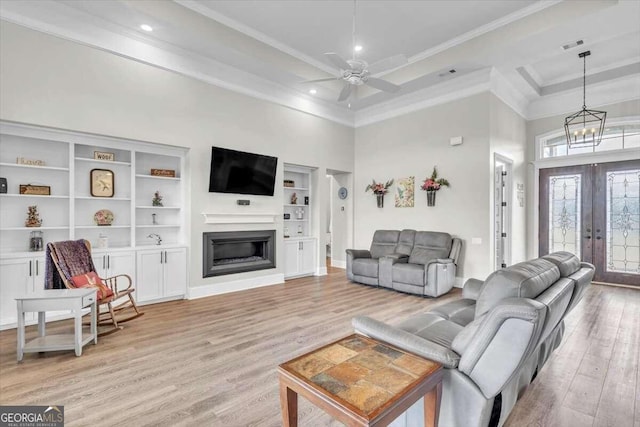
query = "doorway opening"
xmin=326 ymin=169 xmax=352 ymax=269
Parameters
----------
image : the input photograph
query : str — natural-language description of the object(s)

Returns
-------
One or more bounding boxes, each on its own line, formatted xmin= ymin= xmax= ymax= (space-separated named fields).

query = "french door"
xmin=539 ymin=159 xmax=640 ymax=286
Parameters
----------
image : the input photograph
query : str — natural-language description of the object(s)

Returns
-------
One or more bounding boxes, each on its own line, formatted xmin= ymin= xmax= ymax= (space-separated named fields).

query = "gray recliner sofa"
xmin=346 ymin=229 xmax=462 ymax=297
xmin=352 ymin=251 xmax=594 ymax=427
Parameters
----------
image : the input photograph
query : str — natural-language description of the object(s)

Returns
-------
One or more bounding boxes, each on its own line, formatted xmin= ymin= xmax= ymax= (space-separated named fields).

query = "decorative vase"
xmin=376 ymin=194 xmax=384 ymax=208
xmin=426 ymin=190 xmax=436 ymax=207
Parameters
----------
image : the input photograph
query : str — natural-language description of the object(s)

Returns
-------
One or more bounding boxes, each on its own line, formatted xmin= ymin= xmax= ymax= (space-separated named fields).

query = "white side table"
xmin=16 ymin=288 xmax=98 ymax=362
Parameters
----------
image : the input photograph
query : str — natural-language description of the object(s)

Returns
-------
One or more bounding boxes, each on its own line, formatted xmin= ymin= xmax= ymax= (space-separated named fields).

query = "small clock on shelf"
xmin=90 ymin=168 xmax=114 ymax=197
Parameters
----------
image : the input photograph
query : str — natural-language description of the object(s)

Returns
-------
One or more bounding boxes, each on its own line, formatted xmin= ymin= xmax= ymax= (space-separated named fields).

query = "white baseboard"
xmin=188 ymin=273 xmax=285 ymax=299
xmin=331 ymin=259 xmax=346 ymax=269
xmin=454 ymin=277 xmax=466 ymax=288
xmin=316 ymin=267 xmax=328 ymax=276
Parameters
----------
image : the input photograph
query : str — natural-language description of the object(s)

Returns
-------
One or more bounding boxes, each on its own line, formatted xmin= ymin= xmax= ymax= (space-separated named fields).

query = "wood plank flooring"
xmin=0 ymin=266 xmax=638 ymax=427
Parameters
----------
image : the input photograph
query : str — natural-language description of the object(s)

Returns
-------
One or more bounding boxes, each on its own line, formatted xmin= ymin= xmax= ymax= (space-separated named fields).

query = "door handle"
xmin=160 ymin=252 xmax=163 ymax=264
xmin=596 ymin=236 xmax=602 ymax=240
xmin=107 ymin=255 xmax=110 ymax=270
xmin=36 ymin=260 xmax=39 ymax=276
xmin=585 ymin=235 xmax=591 ymax=239
xmin=29 ymin=260 xmax=32 ymax=277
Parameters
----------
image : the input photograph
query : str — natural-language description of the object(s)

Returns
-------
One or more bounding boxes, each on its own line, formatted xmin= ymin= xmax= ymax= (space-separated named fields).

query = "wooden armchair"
xmin=46 ymin=239 xmax=143 ymax=335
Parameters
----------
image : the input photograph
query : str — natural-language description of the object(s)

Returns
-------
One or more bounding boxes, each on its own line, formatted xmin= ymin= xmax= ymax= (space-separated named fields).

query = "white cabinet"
xmin=0 ymin=256 xmax=43 ymax=326
xmin=283 ymin=238 xmax=317 ymax=279
xmin=91 ymin=250 xmax=135 ymax=280
xmin=136 ymin=247 xmax=187 ymax=303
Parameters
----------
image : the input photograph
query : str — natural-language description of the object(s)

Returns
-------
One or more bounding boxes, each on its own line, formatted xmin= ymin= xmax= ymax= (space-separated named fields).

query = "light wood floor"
xmin=0 ymin=267 xmax=638 ymax=427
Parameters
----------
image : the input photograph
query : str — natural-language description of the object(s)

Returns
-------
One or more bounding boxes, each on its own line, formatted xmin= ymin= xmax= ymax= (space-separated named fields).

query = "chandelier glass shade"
xmin=564 ymin=51 xmax=607 ymax=148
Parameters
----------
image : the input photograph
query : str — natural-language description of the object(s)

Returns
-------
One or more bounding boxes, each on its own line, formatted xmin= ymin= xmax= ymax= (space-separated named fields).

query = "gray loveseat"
xmin=346 ymin=229 xmax=462 ymax=297
xmin=353 ymin=251 xmax=594 ymax=427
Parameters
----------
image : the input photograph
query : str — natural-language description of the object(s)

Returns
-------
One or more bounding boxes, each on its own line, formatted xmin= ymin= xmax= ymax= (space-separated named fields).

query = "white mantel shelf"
xmin=201 ymin=212 xmax=278 ymax=224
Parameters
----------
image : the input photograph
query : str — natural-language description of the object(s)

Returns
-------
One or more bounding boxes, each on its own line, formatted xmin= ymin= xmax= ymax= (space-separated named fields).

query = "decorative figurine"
xmin=295 ymin=207 xmax=304 ymax=220
xmin=152 ymin=190 xmax=163 ymax=207
xmin=152 ymin=213 xmax=158 ymax=225
xmin=297 ymin=225 xmax=303 ymax=234
xmin=284 ymin=227 xmax=290 ymax=238
xmin=25 ymin=205 xmax=42 ymax=227
xmin=290 ymin=192 xmax=297 ymax=204
xmin=98 ymin=233 xmax=109 ymax=249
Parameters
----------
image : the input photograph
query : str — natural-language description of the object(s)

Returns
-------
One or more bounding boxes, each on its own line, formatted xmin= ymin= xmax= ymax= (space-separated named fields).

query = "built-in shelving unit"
xmin=0 ymin=122 xmax=190 ymax=328
xmin=283 ymin=164 xmax=316 ymax=279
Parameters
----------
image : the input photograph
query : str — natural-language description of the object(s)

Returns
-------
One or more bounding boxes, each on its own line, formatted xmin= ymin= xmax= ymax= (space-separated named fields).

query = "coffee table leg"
xmin=279 ymin=381 xmax=298 ymax=427
xmin=17 ymin=301 xmax=25 ymax=362
xmin=424 ymin=381 xmax=442 ymax=427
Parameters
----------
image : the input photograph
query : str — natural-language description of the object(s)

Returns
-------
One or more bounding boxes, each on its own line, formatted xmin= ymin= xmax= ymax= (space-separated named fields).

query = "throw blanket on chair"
xmin=45 ymin=240 xmax=96 ymax=289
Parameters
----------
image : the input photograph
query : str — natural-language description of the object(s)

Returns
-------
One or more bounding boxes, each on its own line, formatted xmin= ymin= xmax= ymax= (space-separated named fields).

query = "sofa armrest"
xmin=346 ymin=249 xmax=371 ymax=259
xmin=462 ymin=278 xmax=484 ymax=300
xmin=378 ymin=254 xmax=408 ymax=288
xmin=452 ymin=298 xmax=547 ymax=398
xmin=423 ymin=259 xmax=457 ymax=297
xmin=352 ymin=316 xmax=460 ymax=368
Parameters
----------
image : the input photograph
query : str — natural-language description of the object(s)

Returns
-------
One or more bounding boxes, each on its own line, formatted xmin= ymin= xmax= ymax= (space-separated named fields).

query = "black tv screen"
xmin=209 ymin=147 xmax=278 ymax=196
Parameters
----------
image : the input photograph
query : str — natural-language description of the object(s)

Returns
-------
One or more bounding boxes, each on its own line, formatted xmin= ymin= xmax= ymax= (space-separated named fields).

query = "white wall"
xmin=490 ymin=94 xmax=528 ymax=265
xmin=354 ymin=93 xmax=492 ymax=281
xmin=0 ymin=22 xmax=354 ymax=292
xmin=329 ymin=172 xmax=353 ymax=268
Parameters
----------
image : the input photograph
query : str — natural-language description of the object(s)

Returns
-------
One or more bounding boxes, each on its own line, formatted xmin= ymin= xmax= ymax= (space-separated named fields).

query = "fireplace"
xmin=203 ymin=230 xmax=275 ymax=277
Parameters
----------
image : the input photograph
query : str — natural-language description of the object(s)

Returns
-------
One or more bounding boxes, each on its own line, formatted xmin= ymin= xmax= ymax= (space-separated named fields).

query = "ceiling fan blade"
xmin=300 ymin=77 xmax=339 ymax=84
xmin=367 ymin=54 xmax=408 ymax=75
xmin=366 ymin=77 xmax=401 ymax=93
xmin=337 ymin=83 xmax=353 ymax=102
xmin=325 ymin=52 xmax=351 ymax=70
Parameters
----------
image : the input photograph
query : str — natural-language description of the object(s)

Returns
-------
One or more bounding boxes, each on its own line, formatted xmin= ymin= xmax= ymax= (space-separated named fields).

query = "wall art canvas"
xmin=395 ymin=176 xmax=414 ymax=208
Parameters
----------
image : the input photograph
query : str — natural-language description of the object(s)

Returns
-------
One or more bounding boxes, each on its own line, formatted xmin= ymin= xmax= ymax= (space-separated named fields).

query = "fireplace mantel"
xmin=201 ymin=212 xmax=278 ymax=224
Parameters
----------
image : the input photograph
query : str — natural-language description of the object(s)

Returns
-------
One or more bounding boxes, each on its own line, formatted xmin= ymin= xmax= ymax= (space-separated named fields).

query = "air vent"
xmin=562 ymin=40 xmax=584 ymax=51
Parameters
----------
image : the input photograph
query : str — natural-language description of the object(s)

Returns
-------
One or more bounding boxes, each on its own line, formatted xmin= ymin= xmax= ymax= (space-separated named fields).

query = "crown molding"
xmin=526 ymin=73 xmax=640 ymax=120
xmin=175 ymin=0 xmax=338 ymax=76
xmin=406 ymin=1 xmax=562 ymax=66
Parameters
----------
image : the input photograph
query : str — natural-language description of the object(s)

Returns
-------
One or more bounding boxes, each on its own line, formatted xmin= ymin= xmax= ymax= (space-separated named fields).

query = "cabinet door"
xmin=163 ymin=248 xmax=187 ymax=298
xmin=136 ymin=250 xmax=163 ymax=302
xmin=107 ymin=251 xmax=135 ymax=279
xmin=0 ymin=258 xmax=34 ymax=326
xmin=92 ymin=254 xmax=108 ymax=278
xmin=300 ymin=239 xmax=316 ymax=275
xmin=283 ymin=241 xmax=300 ymax=277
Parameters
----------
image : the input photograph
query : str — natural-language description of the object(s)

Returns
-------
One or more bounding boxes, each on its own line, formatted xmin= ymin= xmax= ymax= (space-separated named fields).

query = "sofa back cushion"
xmin=396 ymin=229 xmax=416 ymax=256
xmin=541 ymin=252 xmax=581 ymax=277
xmin=408 ymin=231 xmax=452 ymax=265
xmin=475 ymin=258 xmax=560 ymax=318
xmin=370 ymin=230 xmax=400 ymax=259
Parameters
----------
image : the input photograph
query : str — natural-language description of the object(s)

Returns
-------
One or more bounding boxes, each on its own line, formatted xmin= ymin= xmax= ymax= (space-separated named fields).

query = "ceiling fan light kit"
xmin=301 ymin=0 xmax=407 ymax=102
xmin=564 ymin=50 xmax=607 ymax=148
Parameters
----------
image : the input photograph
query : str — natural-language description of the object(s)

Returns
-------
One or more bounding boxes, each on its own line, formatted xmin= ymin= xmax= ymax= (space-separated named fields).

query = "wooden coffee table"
xmin=278 ymin=334 xmax=442 ymax=427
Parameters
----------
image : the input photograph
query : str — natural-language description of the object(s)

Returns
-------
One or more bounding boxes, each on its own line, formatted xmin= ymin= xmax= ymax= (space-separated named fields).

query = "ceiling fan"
xmin=301 ymin=0 xmax=407 ymax=102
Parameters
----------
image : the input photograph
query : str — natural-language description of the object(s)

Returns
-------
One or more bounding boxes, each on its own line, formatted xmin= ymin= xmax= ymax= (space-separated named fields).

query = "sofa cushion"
xmin=352 ymin=258 xmax=379 ymax=278
xmin=542 ymin=252 xmax=581 ymax=277
xmin=408 ymin=231 xmax=452 ymax=265
xmin=392 ymin=263 xmax=424 ymax=285
xmin=475 ymin=258 xmax=560 ymax=318
xmin=397 ymin=313 xmax=464 ymax=348
xmin=395 ymin=229 xmax=416 ymax=256
xmin=535 ymin=278 xmax=574 ymax=342
xmin=431 ymin=299 xmax=476 ymax=326
xmin=369 ymin=230 xmax=400 ymax=259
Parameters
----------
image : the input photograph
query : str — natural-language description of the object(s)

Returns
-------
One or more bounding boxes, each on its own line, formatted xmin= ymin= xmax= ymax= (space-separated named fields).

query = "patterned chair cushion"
xmin=71 ymin=272 xmax=114 ymax=300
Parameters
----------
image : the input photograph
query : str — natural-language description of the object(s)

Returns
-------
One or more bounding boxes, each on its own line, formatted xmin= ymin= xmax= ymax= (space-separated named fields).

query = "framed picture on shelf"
xmin=90 ymin=169 xmax=114 ymax=197
xmin=94 ymin=151 xmax=115 ymax=161
xmin=19 ymin=184 xmax=50 ymax=195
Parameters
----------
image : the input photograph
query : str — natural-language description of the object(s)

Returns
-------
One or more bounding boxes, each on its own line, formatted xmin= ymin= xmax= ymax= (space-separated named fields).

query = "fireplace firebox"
xmin=203 ymin=230 xmax=275 ymax=277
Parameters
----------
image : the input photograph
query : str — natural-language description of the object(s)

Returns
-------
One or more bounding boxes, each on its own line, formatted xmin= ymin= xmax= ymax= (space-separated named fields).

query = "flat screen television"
xmin=209 ymin=147 xmax=278 ymax=196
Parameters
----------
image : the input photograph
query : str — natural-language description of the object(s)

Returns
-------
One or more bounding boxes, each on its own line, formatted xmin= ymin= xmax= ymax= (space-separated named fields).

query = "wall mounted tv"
xmin=209 ymin=147 xmax=278 ymax=196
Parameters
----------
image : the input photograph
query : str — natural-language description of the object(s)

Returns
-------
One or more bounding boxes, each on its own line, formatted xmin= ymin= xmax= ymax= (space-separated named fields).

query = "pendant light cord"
xmin=582 ymin=54 xmax=586 ymax=110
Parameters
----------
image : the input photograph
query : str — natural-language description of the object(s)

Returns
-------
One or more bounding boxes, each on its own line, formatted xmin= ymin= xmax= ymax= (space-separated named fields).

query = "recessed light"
xmin=309 ymin=89 xmax=317 ymax=95
xmin=140 ymin=24 xmax=153 ymax=32
xmin=354 ymin=45 xmax=363 ymax=52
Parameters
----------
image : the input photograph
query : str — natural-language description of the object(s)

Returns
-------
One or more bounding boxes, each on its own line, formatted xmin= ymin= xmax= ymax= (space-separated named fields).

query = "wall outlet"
xmin=471 ymin=237 xmax=482 ymax=245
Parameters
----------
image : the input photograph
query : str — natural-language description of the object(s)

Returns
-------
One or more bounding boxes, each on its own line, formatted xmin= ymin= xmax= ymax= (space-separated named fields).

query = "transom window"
xmin=540 ymin=120 xmax=640 ymax=159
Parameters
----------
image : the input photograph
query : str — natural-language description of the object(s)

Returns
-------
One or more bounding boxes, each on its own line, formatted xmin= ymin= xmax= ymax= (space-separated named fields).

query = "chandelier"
xmin=564 ymin=51 xmax=607 ymax=147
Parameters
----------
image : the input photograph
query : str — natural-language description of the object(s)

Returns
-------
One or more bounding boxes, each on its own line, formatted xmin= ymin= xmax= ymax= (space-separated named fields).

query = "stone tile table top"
xmin=278 ymin=334 xmax=443 ymax=427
